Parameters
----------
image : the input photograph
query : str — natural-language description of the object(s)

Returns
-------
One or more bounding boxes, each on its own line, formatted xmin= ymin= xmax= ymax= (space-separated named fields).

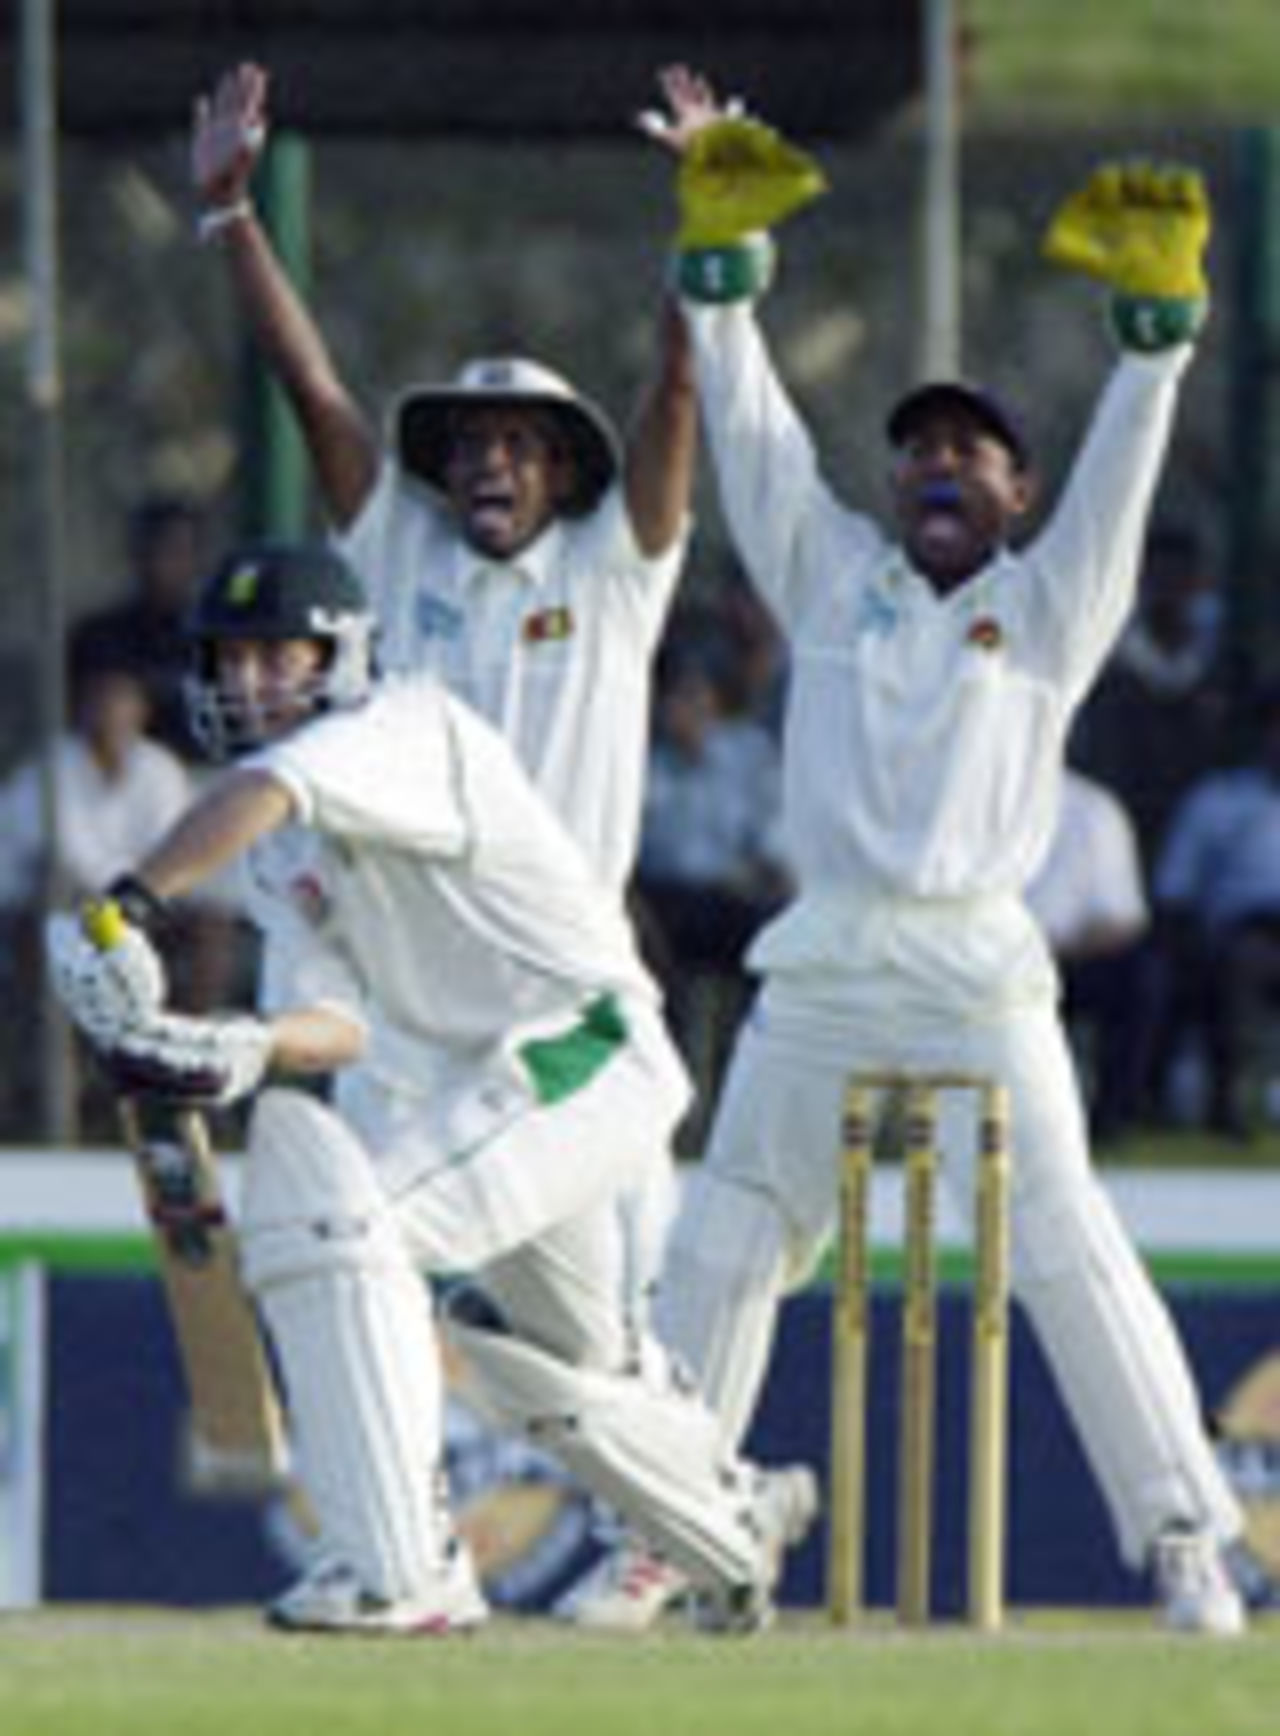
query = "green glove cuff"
xmin=1109 ymin=294 xmax=1207 ymax=352
xmin=675 ymin=234 xmax=776 ymax=305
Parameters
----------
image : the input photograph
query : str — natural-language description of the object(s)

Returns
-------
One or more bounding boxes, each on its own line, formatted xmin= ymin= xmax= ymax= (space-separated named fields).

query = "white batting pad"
xmin=241 ymin=1089 xmax=448 ymax=1599
xmin=653 ymin=1171 xmax=791 ymax=1454
xmin=446 ymin=1311 xmax=761 ymax=1591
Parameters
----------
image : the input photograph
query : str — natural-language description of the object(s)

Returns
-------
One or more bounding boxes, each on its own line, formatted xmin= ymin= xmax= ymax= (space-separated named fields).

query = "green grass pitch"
xmin=2 ymin=1608 xmax=1278 ymax=1736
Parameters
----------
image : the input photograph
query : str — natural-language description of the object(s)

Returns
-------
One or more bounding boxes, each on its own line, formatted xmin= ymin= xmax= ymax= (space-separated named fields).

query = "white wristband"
xmin=196 ymin=200 xmax=252 ymax=244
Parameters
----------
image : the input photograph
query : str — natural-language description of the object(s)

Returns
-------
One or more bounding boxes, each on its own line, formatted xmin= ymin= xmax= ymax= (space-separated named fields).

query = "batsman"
xmin=45 ymin=542 xmax=816 ymax=1634
xmin=567 ymin=68 xmax=1246 ymax=1635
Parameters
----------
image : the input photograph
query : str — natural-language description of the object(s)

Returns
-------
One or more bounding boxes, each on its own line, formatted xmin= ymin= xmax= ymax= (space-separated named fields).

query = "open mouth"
xmin=915 ymin=478 xmax=971 ymax=550
xmin=467 ymin=485 xmax=519 ymax=544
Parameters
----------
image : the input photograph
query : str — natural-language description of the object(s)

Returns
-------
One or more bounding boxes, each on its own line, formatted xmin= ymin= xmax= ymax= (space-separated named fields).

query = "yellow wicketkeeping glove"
xmin=673 ymin=116 xmax=825 ymax=305
xmin=676 ymin=116 xmax=827 ymax=249
xmin=1042 ymin=161 xmax=1210 ymax=350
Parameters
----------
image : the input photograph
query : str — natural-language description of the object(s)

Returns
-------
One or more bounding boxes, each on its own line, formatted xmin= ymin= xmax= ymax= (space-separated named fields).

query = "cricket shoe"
xmin=1152 ymin=1527 xmax=1247 ymax=1637
xmin=690 ymin=1463 xmax=821 ymax=1636
xmin=267 ymin=1547 xmax=489 ymax=1636
xmin=552 ymin=1538 xmax=691 ymax=1631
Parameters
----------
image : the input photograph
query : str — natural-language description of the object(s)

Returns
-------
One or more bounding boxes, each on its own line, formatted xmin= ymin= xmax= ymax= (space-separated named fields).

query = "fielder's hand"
xmin=1043 ymin=161 xmax=1209 ymax=300
xmin=642 ymin=65 xmax=825 ymax=304
xmin=192 ymin=61 xmax=268 ymax=219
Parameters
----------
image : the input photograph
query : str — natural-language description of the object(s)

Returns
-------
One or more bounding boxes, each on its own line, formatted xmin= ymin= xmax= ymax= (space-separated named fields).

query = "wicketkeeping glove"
xmin=675 ymin=116 xmax=826 ymax=305
xmin=45 ymin=901 xmax=167 ymax=1049
xmin=1042 ymin=160 xmax=1210 ymax=351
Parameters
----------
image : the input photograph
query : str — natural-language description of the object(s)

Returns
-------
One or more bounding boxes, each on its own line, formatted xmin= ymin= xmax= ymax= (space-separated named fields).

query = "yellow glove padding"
xmin=1042 ymin=161 xmax=1210 ymax=300
xmin=676 ymin=116 xmax=827 ymax=249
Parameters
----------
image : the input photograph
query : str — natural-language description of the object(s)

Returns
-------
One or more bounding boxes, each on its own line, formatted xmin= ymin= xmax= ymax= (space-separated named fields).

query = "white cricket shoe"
xmin=553 ymin=1539 xmax=690 ymax=1630
xmin=1152 ymin=1528 xmax=1247 ymax=1637
xmin=267 ymin=1548 xmax=489 ymax=1636
xmin=691 ymin=1463 xmax=822 ymax=1636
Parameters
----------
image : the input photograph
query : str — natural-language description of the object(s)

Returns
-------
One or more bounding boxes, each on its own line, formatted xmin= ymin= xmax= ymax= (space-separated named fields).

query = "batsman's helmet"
xmin=185 ymin=541 xmax=377 ymax=758
xmin=394 ymin=357 xmax=621 ymax=516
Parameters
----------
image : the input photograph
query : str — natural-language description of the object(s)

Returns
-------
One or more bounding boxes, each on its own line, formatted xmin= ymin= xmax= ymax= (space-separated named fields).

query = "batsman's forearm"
xmin=133 ymin=769 xmax=295 ymax=903
xmin=267 ymin=1005 xmax=367 ymax=1075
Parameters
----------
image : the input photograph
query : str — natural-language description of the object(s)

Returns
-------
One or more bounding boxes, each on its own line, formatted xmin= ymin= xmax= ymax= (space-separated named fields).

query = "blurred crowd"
xmin=5 ymin=500 xmax=1280 ymax=1150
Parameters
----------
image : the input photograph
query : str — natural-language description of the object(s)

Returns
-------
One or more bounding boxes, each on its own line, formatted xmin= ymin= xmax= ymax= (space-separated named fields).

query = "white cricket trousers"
xmin=655 ymin=975 xmax=1243 ymax=1568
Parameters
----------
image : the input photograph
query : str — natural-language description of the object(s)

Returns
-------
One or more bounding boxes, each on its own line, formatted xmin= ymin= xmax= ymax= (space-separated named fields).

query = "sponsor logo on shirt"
xmin=523 ymin=605 xmax=575 ymax=645
xmin=416 ymin=590 xmax=465 ymax=641
xmin=966 ymin=615 xmax=1004 ymax=652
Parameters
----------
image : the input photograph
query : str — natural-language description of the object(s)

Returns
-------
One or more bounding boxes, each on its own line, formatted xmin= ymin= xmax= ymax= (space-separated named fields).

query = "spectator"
xmin=1026 ymin=766 xmax=1149 ymax=1142
xmin=1150 ymin=687 xmax=1280 ymax=1137
xmin=1075 ymin=519 xmax=1229 ymax=876
xmin=70 ymin=494 xmax=209 ymax=761
xmin=0 ymin=644 xmax=192 ymax=1133
xmin=0 ymin=645 xmax=192 ymax=911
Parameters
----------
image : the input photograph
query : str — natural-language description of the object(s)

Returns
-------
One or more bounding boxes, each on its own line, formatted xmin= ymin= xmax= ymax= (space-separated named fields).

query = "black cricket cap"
xmin=886 ymin=381 xmax=1031 ymax=471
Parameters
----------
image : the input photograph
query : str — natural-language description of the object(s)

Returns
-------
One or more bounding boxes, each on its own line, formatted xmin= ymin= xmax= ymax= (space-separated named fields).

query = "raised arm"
xmin=1027 ymin=162 xmax=1211 ymax=696
xmin=637 ymin=67 xmax=848 ymax=617
xmin=621 ymin=295 xmax=698 ymax=557
xmin=192 ymin=64 xmax=379 ymax=527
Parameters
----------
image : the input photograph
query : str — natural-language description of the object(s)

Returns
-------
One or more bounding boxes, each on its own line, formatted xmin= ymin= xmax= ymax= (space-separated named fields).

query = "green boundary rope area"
xmin=2 ymin=1233 xmax=1275 ymax=1292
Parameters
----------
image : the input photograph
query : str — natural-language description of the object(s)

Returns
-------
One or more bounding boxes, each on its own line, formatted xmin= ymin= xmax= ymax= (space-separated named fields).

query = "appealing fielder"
xmin=571 ymin=69 xmax=1245 ymax=1636
xmin=191 ymin=63 xmax=694 ymax=895
xmin=192 ymin=63 xmax=696 ymax=1414
xmin=47 ymin=542 xmax=816 ymax=1634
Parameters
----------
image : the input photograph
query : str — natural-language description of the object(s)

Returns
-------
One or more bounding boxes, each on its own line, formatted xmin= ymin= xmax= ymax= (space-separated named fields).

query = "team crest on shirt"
xmin=966 ymin=615 xmax=1004 ymax=651
xmin=523 ymin=605 xmax=575 ymax=645
xmin=416 ymin=590 xmax=465 ymax=641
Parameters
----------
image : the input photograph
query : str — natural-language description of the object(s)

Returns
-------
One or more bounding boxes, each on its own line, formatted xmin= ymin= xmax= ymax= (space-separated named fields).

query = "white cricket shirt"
xmin=242 ymin=675 xmax=657 ymax=1079
xmin=339 ymin=473 xmax=687 ymax=891
xmin=689 ymin=305 xmax=1189 ymax=936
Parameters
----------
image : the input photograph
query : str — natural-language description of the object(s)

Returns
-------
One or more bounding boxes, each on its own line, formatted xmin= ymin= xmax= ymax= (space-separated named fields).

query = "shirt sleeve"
xmin=252 ymin=680 xmax=468 ymax=858
xmin=1018 ymin=347 xmax=1193 ymax=702
xmin=686 ymin=302 xmax=880 ymax=629
xmin=568 ymin=485 xmax=690 ymax=647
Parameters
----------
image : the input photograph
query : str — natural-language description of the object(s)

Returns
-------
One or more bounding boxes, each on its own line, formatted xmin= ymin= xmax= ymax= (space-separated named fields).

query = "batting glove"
xmin=104 ymin=1012 xmax=274 ymax=1108
xmin=1042 ymin=160 xmax=1210 ymax=351
xmin=46 ymin=905 xmax=167 ymax=1050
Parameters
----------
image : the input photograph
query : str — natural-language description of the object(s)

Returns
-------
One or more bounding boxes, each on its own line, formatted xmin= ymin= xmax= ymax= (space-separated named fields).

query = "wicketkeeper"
xmin=46 ymin=542 xmax=817 ymax=1634
xmin=561 ymin=65 xmax=1247 ymax=1637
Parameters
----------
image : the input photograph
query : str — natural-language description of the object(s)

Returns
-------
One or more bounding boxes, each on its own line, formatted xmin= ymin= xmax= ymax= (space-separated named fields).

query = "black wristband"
xmin=105 ymin=873 xmax=170 ymax=935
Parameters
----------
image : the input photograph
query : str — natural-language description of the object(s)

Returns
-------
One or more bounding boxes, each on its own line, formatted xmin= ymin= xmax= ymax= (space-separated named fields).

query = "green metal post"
xmin=240 ymin=131 xmax=312 ymax=538
xmin=1225 ymin=128 xmax=1280 ymax=687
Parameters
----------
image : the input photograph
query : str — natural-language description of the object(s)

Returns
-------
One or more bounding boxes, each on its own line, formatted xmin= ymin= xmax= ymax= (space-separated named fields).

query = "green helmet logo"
xmin=224 ymin=561 xmax=263 ymax=609
xmin=186 ymin=541 xmax=376 ymax=760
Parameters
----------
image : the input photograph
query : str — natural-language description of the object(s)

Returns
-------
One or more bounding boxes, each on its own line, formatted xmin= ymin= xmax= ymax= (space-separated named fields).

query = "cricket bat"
xmin=118 ymin=1093 xmax=290 ymax=1493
